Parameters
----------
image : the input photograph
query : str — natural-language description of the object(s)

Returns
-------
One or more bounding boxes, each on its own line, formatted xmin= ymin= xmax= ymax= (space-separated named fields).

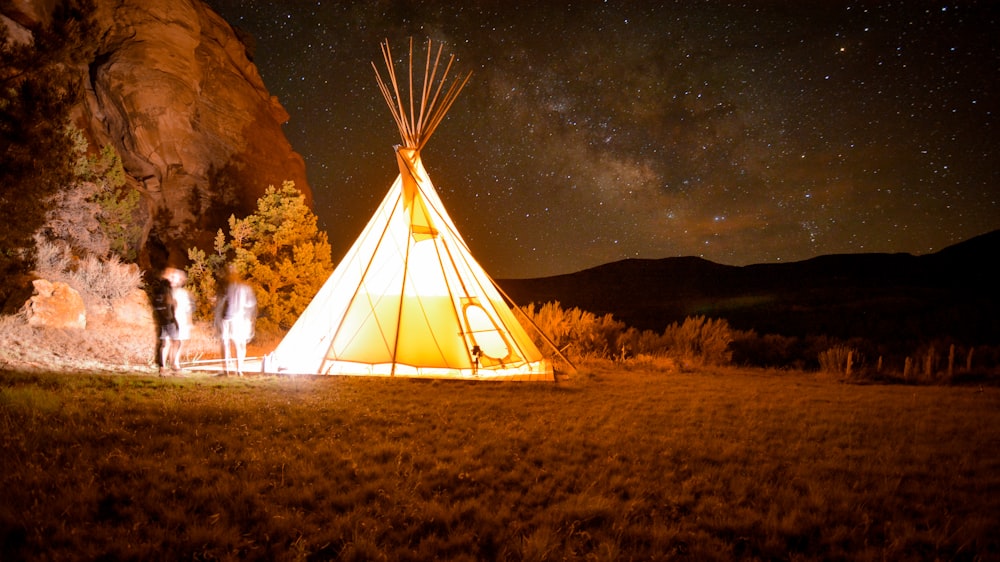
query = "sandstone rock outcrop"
xmin=2 ymin=0 xmax=310 ymax=268
xmin=86 ymin=287 xmax=155 ymax=330
xmin=24 ymin=279 xmax=87 ymax=329
xmin=110 ymin=287 xmax=155 ymax=328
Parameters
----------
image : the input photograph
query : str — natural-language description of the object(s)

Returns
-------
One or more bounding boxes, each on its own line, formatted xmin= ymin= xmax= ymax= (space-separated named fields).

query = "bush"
xmin=69 ymin=253 xmax=143 ymax=305
xmin=520 ymin=304 xmax=735 ymax=366
xmin=662 ymin=315 xmax=734 ymax=366
xmin=818 ymin=345 xmax=860 ymax=376
xmin=730 ymin=330 xmax=804 ymax=368
xmin=615 ymin=326 xmax=670 ymax=360
xmin=31 ymin=238 xmax=143 ymax=313
xmin=519 ymin=301 xmax=625 ymax=360
xmin=185 ymin=237 xmax=224 ymax=321
xmin=41 ymin=133 xmax=142 ymax=261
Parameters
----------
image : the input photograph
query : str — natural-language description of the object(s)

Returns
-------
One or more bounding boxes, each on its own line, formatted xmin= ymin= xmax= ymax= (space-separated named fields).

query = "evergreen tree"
xmin=42 ymin=130 xmax=142 ymax=260
xmin=187 ymin=181 xmax=333 ymax=334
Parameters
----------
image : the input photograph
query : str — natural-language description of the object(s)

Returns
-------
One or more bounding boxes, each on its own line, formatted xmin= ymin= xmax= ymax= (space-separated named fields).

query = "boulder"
xmin=24 ymin=279 xmax=87 ymax=330
xmin=111 ymin=287 xmax=155 ymax=329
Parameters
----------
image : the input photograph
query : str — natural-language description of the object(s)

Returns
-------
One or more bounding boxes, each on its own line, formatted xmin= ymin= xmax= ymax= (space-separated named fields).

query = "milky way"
xmin=205 ymin=1 xmax=998 ymax=278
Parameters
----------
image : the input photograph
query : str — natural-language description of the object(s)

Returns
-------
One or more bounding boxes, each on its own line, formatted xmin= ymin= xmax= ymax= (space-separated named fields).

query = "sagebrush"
xmin=30 ymin=238 xmax=143 ymax=314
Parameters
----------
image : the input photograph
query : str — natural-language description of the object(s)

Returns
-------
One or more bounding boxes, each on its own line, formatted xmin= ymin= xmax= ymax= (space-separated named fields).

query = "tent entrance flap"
xmin=463 ymin=301 xmax=513 ymax=362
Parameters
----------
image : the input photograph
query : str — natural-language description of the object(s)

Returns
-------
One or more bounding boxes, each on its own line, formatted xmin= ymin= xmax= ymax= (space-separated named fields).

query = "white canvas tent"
xmin=266 ymin=39 xmax=553 ymax=380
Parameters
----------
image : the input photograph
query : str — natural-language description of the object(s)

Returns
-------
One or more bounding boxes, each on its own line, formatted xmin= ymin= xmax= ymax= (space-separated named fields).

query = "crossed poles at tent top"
xmin=372 ymin=38 xmax=473 ymax=152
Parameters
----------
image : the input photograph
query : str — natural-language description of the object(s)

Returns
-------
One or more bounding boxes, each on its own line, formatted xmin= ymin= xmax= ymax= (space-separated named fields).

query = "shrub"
xmin=662 ymin=315 xmax=734 ymax=366
xmin=43 ymin=131 xmax=143 ymax=260
xmin=518 ymin=301 xmax=625 ymax=360
xmin=520 ymin=304 xmax=735 ymax=366
xmin=185 ymin=234 xmax=226 ymax=321
xmin=730 ymin=330 xmax=804 ymax=368
xmin=519 ymin=301 xmax=574 ymax=352
xmin=818 ymin=345 xmax=860 ymax=376
xmin=42 ymin=176 xmax=111 ymax=257
xmin=83 ymin=143 xmax=142 ymax=260
xmin=32 ymin=238 xmax=77 ymax=281
xmin=616 ymin=326 xmax=671 ymax=359
xmin=69 ymin=253 xmax=143 ymax=305
xmin=30 ymin=238 xmax=143 ymax=313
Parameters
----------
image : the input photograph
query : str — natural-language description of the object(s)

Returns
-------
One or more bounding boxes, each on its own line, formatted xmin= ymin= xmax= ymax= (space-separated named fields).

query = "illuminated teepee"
xmin=266 ymin=39 xmax=552 ymax=380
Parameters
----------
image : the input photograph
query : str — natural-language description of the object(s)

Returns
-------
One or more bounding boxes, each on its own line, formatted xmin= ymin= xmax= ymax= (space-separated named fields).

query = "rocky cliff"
xmin=2 ymin=0 xmax=310 ymax=268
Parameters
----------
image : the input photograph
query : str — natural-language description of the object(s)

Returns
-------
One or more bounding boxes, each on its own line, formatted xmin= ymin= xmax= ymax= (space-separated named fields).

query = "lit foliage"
xmin=520 ymin=301 xmax=625 ymax=360
xmin=187 ymin=181 xmax=333 ymax=333
xmin=0 ymin=1 xmax=95 ymax=283
xmin=42 ymin=129 xmax=142 ymax=260
xmin=521 ymin=301 xmax=734 ymax=365
xmin=85 ymin=144 xmax=141 ymax=260
xmin=818 ymin=345 xmax=860 ymax=376
xmin=185 ymin=230 xmax=225 ymax=321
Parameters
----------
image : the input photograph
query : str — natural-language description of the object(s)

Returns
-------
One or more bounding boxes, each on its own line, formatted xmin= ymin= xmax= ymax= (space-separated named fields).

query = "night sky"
xmin=205 ymin=1 xmax=998 ymax=279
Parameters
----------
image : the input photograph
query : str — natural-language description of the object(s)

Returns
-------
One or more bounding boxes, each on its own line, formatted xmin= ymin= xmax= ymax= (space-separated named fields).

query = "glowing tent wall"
xmin=267 ymin=149 xmax=551 ymax=380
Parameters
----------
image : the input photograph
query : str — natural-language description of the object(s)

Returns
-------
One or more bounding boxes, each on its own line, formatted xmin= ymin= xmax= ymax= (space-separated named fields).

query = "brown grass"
xmin=1 ymin=362 xmax=998 ymax=561
xmin=0 ymin=316 xmax=273 ymax=375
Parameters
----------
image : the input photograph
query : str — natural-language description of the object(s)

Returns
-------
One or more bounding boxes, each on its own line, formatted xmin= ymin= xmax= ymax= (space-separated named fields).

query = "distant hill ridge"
xmin=499 ymin=230 xmax=999 ymax=345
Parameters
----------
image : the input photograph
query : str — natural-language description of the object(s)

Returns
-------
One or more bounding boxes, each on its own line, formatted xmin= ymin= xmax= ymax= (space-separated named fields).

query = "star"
xmin=206 ymin=1 xmax=999 ymax=278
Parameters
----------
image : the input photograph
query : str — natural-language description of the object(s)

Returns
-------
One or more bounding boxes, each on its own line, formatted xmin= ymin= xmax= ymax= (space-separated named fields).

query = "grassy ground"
xmin=1 ymin=364 xmax=998 ymax=561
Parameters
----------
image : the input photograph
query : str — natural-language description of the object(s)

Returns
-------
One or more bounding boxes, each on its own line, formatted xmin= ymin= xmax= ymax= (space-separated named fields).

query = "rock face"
xmin=25 ymin=279 xmax=87 ymax=329
xmin=3 ymin=0 xmax=310 ymax=268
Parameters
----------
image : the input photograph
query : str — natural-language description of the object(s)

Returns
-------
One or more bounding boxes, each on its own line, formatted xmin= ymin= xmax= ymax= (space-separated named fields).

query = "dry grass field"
xmin=2 ymin=361 xmax=998 ymax=561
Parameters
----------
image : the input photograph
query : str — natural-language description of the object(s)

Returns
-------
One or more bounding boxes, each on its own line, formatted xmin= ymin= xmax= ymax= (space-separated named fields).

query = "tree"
xmin=0 ymin=1 xmax=95 ymax=287
xmin=41 ymin=130 xmax=143 ymax=260
xmin=187 ymin=181 xmax=333 ymax=334
xmin=185 ymin=231 xmax=226 ymax=320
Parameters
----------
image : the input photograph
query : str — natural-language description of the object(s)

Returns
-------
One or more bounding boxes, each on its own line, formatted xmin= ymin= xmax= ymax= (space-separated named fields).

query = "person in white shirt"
xmin=169 ymin=269 xmax=194 ymax=369
xmin=216 ymin=266 xmax=257 ymax=376
xmin=159 ymin=268 xmax=193 ymax=373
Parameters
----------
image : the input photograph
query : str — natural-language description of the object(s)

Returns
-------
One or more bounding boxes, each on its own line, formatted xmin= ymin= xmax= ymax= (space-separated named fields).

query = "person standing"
xmin=167 ymin=268 xmax=194 ymax=372
xmin=156 ymin=268 xmax=194 ymax=374
xmin=152 ymin=272 xmax=176 ymax=375
xmin=216 ymin=266 xmax=257 ymax=376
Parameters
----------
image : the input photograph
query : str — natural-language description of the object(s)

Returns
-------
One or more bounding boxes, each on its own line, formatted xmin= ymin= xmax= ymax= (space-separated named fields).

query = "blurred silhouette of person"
xmin=151 ymin=270 xmax=176 ymax=375
xmin=216 ymin=265 xmax=257 ymax=376
xmin=165 ymin=268 xmax=194 ymax=372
